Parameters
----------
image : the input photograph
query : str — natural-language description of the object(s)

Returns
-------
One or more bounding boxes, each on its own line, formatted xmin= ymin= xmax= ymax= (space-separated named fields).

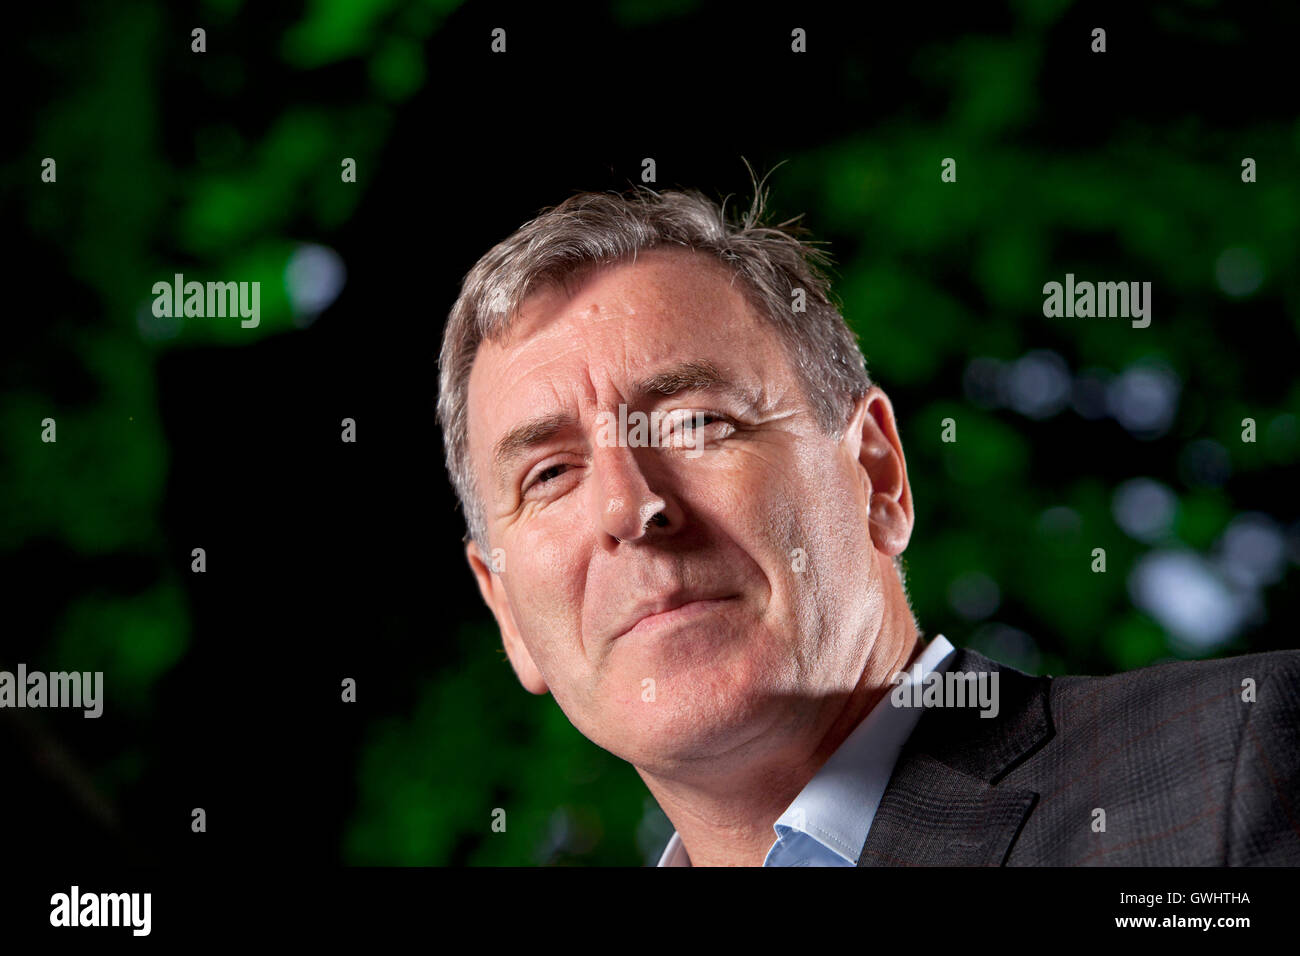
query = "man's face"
xmin=463 ymin=246 xmax=912 ymax=775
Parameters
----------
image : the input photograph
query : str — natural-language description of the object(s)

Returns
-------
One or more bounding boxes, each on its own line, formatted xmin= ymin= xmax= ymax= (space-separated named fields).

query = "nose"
xmin=593 ymin=442 xmax=676 ymax=546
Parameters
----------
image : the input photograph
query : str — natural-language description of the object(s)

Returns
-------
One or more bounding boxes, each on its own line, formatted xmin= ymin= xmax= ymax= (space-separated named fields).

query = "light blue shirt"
xmin=657 ymin=634 xmax=956 ymax=866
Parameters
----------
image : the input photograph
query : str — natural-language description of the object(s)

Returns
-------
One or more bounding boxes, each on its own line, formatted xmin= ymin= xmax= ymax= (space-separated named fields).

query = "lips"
xmin=613 ymin=592 xmax=739 ymax=642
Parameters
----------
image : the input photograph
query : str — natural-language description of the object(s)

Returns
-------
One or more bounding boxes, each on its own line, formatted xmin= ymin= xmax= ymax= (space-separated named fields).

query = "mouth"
xmin=615 ymin=595 xmax=740 ymax=641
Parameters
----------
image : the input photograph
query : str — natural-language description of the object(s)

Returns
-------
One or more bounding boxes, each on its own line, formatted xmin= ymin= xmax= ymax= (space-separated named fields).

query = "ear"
xmin=466 ymin=539 xmax=550 ymax=695
xmin=842 ymin=386 xmax=914 ymax=557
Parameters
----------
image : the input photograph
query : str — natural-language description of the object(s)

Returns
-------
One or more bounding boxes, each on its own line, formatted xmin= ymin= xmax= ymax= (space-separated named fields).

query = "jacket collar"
xmin=856 ymin=646 xmax=1055 ymax=866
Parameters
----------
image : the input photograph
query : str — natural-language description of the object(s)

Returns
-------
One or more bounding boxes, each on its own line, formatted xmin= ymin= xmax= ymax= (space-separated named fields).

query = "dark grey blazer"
xmin=857 ymin=644 xmax=1300 ymax=866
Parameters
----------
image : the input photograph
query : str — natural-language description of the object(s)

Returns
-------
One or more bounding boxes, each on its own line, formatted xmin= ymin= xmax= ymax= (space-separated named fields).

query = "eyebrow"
xmin=491 ymin=360 xmax=756 ymax=485
xmin=635 ymin=360 xmax=761 ymax=412
xmin=493 ymin=412 xmax=580 ymax=486
xmin=635 ymin=360 xmax=730 ymax=397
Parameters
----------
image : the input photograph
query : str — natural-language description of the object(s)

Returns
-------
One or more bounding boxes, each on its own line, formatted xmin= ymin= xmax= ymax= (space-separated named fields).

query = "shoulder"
xmin=1048 ymin=647 xmax=1300 ymax=717
xmin=1025 ymin=647 xmax=1300 ymax=808
xmin=997 ymin=647 xmax=1300 ymax=864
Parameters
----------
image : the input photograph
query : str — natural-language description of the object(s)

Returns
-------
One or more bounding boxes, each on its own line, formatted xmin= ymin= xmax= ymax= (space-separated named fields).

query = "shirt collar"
xmin=657 ymin=634 xmax=957 ymax=866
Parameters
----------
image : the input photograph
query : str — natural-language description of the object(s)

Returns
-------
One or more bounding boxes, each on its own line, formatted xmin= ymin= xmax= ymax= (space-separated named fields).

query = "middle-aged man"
xmin=436 ymin=183 xmax=1300 ymax=866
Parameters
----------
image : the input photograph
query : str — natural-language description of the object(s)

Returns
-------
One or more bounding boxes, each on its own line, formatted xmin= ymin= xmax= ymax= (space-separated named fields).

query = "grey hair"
xmin=436 ymin=176 xmax=908 ymax=592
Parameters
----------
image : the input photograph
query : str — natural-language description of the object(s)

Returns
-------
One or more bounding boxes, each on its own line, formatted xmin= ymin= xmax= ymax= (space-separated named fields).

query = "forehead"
xmin=497 ymin=246 xmax=756 ymax=357
xmin=465 ymin=246 xmax=790 ymax=454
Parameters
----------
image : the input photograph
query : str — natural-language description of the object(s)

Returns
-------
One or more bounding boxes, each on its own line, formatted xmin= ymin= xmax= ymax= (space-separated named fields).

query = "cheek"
xmin=703 ymin=442 xmax=855 ymax=569
xmin=734 ymin=445 xmax=874 ymax=632
xmin=784 ymin=442 xmax=870 ymax=554
xmin=504 ymin=529 xmax=589 ymax=672
xmin=686 ymin=446 xmax=806 ymax=542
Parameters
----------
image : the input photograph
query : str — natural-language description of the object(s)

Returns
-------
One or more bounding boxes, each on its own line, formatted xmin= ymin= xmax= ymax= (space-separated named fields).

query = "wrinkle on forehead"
xmin=476 ymin=250 xmax=750 ymax=391
xmin=498 ymin=246 xmax=741 ymax=344
xmin=465 ymin=246 xmax=782 ymax=492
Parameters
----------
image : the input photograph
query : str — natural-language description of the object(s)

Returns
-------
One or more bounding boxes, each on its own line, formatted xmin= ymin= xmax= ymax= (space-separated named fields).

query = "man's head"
xmin=437 ymin=185 xmax=918 ymax=774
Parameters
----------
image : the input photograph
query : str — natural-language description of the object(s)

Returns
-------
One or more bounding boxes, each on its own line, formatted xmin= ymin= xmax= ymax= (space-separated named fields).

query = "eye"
xmin=523 ymin=462 xmax=571 ymax=495
xmin=663 ymin=411 xmax=735 ymax=445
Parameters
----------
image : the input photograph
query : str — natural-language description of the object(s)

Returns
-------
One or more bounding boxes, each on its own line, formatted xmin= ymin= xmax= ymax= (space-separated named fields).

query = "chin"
xmin=607 ymin=678 xmax=780 ymax=769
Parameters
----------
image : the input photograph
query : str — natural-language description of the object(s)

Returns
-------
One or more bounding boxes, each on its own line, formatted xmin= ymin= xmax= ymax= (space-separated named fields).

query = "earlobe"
xmin=466 ymin=540 xmax=550 ymax=695
xmin=868 ymin=493 xmax=912 ymax=556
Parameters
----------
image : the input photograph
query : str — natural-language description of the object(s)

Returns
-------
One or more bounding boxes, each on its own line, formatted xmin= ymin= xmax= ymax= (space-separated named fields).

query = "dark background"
xmin=3 ymin=0 xmax=1298 ymax=866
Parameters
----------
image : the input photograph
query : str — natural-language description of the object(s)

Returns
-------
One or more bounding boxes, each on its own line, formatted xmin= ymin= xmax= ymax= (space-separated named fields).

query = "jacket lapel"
xmin=856 ymin=647 xmax=1054 ymax=866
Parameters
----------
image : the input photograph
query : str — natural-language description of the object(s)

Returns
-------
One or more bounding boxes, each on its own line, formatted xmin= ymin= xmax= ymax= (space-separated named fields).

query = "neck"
xmin=640 ymin=562 xmax=922 ymax=867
